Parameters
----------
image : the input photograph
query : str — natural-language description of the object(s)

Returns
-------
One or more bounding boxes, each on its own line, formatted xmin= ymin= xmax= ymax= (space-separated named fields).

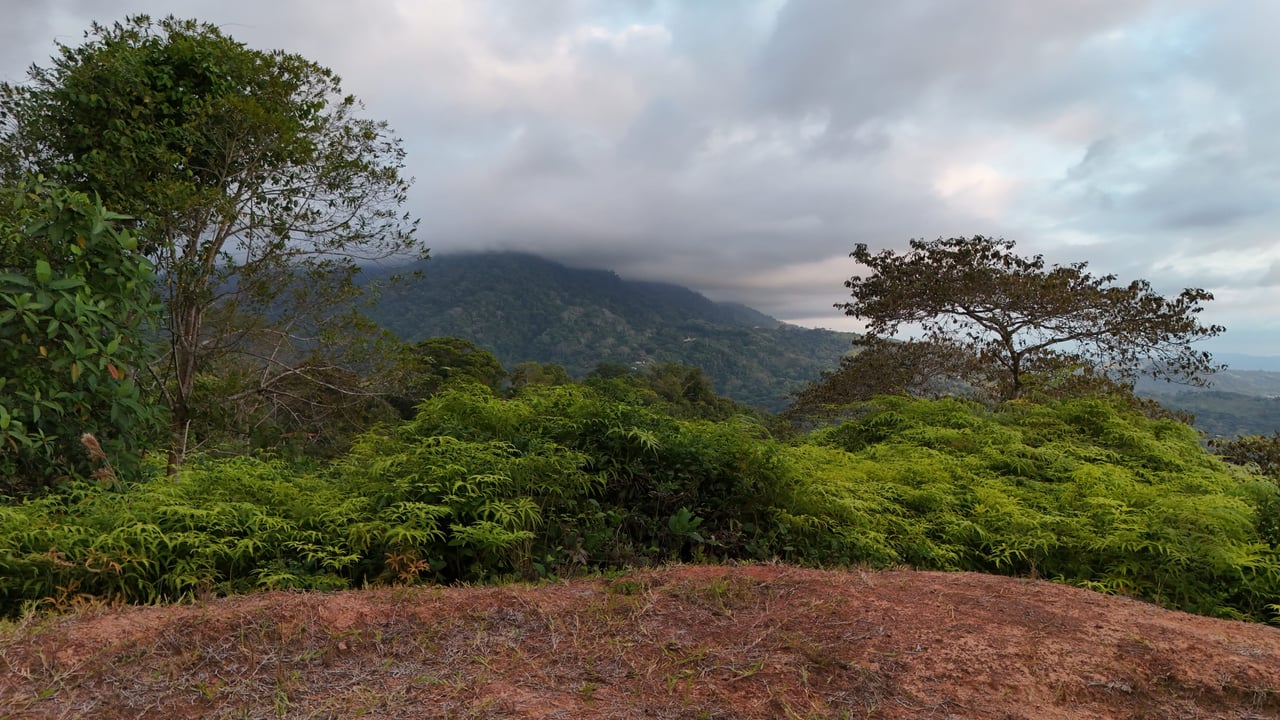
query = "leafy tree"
xmin=389 ymin=337 xmax=508 ymax=418
xmin=0 ymin=15 xmax=421 ymax=470
xmin=184 ymin=279 xmax=409 ymax=459
xmin=643 ymin=362 xmax=740 ymax=420
xmin=0 ymin=179 xmax=162 ymax=494
xmin=509 ymin=362 xmax=571 ymax=391
xmin=587 ymin=361 xmax=638 ymax=382
xmin=583 ymin=361 xmax=748 ymax=421
xmin=1211 ymin=433 xmax=1280 ymax=551
xmin=785 ymin=336 xmax=1191 ymax=428
xmin=786 ymin=338 xmax=971 ymax=420
xmin=838 ymin=236 xmax=1223 ymax=401
xmin=1212 ymin=433 xmax=1280 ymax=478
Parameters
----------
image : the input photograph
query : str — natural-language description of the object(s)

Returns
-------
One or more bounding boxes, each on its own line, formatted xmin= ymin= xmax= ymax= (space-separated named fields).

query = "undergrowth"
xmin=1 ymin=387 xmax=1277 ymax=622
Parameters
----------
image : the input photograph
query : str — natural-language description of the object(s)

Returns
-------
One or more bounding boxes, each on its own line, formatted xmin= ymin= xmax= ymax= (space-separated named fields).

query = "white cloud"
xmin=933 ymin=164 xmax=1019 ymax=220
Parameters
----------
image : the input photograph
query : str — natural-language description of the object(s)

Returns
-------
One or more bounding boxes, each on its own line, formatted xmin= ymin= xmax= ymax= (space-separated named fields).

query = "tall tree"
xmin=838 ymin=236 xmax=1223 ymax=401
xmin=0 ymin=16 xmax=422 ymax=469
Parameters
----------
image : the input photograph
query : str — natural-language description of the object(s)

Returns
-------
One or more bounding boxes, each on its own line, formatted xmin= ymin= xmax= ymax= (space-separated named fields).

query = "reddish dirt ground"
xmin=2 ymin=565 xmax=1278 ymax=719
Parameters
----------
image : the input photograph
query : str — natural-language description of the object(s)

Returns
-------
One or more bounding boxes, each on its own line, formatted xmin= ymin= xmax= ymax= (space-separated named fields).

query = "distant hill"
xmin=364 ymin=253 xmax=856 ymax=410
xmin=1137 ymin=369 xmax=1280 ymax=438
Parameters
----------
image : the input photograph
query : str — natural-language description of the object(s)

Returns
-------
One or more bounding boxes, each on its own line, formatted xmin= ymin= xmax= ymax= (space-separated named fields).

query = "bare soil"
xmin=2 ymin=565 xmax=1278 ymax=719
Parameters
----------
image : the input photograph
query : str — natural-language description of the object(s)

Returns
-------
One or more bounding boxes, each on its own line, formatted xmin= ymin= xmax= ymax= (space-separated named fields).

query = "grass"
xmin=1 ymin=565 xmax=1279 ymax=719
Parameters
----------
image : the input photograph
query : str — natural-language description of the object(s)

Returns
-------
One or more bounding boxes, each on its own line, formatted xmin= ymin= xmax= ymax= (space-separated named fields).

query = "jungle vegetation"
xmin=364 ymin=252 xmax=857 ymax=411
xmin=0 ymin=17 xmax=1277 ymax=628
xmin=1 ymin=383 xmax=1277 ymax=623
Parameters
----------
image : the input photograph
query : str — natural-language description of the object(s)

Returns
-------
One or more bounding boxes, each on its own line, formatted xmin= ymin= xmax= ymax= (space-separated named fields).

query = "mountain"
xmin=364 ymin=252 xmax=856 ymax=410
xmin=361 ymin=252 xmax=1280 ymax=430
xmin=1137 ymin=369 xmax=1280 ymax=438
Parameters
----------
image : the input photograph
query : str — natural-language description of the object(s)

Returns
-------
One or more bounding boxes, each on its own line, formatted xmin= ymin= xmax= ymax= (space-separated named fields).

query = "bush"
xmin=780 ymin=396 xmax=1280 ymax=620
xmin=355 ymin=384 xmax=791 ymax=567
xmin=0 ymin=180 xmax=162 ymax=495
xmin=1 ymin=387 xmax=1276 ymax=624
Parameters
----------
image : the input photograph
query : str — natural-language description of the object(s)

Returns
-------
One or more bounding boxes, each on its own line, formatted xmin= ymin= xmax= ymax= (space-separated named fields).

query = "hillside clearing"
xmin=2 ymin=565 xmax=1278 ymax=719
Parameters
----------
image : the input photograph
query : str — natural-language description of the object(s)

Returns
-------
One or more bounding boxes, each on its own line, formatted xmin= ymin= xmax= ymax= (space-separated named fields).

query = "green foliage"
xmin=366 ymin=253 xmax=855 ymax=410
xmin=641 ymin=363 xmax=740 ymax=419
xmin=339 ymin=392 xmax=598 ymax=581
xmin=0 ymin=383 xmax=784 ymax=611
xmin=779 ymin=396 xmax=1280 ymax=620
xmin=0 ymin=458 xmax=364 ymax=612
xmin=509 ymin=361 xmax=572 ymax=391
xmin=1 ymin=382 xmax=1275 ymax=624
xmin=1212 ymin=432 xmax=1280 ymax=478
xmin=0 ymin=15 xmax=421 ymax=469
xmin=364 ymin=383 xmax=789 ymax=566
xmin=784 ymin=338 xmax=974 ymax=423
xmin=0 ymin=179 xmax=162 ymax=494
xmin=585 ymin=362 xmax=745 ymax=421
xmin=388 ymin=337 xmax=507 ymax=418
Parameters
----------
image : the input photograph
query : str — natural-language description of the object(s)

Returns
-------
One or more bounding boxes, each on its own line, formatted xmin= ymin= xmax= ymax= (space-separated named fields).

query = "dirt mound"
xmin=2 ymin=565 xmax=1278 ymax=719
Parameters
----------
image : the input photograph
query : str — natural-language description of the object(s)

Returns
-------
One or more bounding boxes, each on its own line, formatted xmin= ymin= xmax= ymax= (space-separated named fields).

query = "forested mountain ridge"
xmin=1135 ymin=370 xmax=1280 ymax=437
xmin=1136 ymin=368 xmax=1280 ymax=398
xmin=364 ymin=252 xmax=856 ymax=409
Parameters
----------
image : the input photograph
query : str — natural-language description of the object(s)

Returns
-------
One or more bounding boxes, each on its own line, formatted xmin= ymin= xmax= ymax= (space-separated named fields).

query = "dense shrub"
xmin=780 ymin=396 xmax=1280 ymax=620
xmin=0 ymin=384 xmax=789 ymax=613
xmin=1 ymin=389 xmax=1276 ymax=623
xmin=355 ymin=384 xmax=790 ymax=567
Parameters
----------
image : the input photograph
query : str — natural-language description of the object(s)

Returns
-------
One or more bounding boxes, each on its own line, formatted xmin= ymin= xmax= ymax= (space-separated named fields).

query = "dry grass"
xmin=2 ymin=565 xmax=1278 ymax=719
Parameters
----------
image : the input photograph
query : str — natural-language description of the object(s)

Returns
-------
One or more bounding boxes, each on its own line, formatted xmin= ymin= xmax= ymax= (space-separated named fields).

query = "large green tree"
xmin=0 ymin=15 xmax=422 ymax=470
xmin=0 ymin=179 xmax=162 ymax=493
xmin=837 ymin=236 xmax=1223 ymax=401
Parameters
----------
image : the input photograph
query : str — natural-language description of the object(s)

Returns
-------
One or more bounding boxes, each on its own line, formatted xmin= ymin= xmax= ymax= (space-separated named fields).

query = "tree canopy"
xmin=784 ymin=338 xmax=972 ymax=421
xmin=388 ymin=337 xmax=508 ymax=418
xmin=836 ymin=236 xmax=1223 ymax=401
xmin=0 ymin=15 xmax=422 ymax=469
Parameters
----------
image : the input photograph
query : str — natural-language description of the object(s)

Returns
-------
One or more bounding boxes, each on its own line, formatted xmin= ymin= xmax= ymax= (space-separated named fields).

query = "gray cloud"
xmin=4 ymin=0 xmax=1279 ymax=354
xmin=1260 ymin=262 xmax=1280 ymax=288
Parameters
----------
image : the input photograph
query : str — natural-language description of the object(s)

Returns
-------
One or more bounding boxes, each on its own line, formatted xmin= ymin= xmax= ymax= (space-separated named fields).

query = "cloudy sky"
xmin=4 ymin=1 xmax=1278 ymax=358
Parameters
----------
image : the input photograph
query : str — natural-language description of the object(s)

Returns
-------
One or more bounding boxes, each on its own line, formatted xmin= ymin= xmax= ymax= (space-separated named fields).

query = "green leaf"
xmin=34 ymin=259 xmax=52 ymax=284
xmin=0 ymin=273 xmax=33 ymax=288
xmin=47 ymin=277 xmax=85 ymax=291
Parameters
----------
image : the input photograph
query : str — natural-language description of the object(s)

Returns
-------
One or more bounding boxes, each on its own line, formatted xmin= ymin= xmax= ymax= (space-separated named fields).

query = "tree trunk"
xmin=166 ymin=301 xmax=202 ymax=475
xmin=166 ymin=403 xmax=190 ymax=474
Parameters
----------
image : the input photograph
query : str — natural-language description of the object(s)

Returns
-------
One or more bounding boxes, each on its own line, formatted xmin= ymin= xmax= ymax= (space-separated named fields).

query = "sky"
xmin=3 ymin=0 xmax=1278 ymax=359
